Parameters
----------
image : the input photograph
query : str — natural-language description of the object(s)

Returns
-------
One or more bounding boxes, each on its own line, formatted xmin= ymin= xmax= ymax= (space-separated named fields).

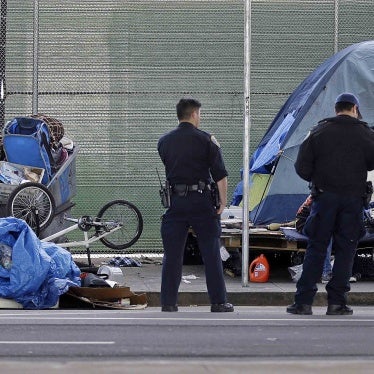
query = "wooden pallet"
xmin=221 ymin=228 xmax=306 ymax=252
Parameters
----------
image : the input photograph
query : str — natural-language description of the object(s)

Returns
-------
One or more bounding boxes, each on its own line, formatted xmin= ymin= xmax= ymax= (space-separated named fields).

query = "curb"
xmin=142 ymin=291 xmax=374 ymax=307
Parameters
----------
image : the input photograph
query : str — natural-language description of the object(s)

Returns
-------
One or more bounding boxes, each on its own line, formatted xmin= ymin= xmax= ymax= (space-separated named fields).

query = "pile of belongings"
xmin=0 ymin=217 xmax=80 ymax=309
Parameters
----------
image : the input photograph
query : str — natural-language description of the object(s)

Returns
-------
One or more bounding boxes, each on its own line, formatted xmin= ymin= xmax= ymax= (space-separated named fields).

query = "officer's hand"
xmin=216 ymin=203 xmax=225 ymax=215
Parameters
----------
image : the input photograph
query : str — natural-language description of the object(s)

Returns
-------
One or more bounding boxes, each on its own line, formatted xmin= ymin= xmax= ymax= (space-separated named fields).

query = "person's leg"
xmin=295 ymin=193 xmax=337 ymax=305
xmin=193 ymin=216 xmax=227 ymax=304
xmin=323 ymin=239 xmax=333 ymax=273
xmin=322 ymin=238 xmax=333 ymax=282
xmin=295 ymin=242 xmax=328 ymax=304
xmin=160 ymin=215 xmax=189 ymax=307
xmin=326 ymin=196 xmax=364 ymax=306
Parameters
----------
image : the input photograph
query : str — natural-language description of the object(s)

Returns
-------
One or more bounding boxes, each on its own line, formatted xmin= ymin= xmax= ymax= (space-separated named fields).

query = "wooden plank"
xmin=221 ymin=229 xmax=306 ymax=252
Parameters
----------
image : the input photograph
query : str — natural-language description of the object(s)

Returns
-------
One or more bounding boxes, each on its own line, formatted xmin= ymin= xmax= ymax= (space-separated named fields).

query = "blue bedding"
xmin=0 ymin=217 xmax=81 ymax=309
xmin=280 ymin=227 xmax=374 ymax=244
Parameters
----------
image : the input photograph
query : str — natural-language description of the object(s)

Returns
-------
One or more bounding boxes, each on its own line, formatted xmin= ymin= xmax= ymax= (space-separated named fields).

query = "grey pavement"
xmin=110 ymin=260 xmax=374 ymax=308
xmin=2 ymin=307 xmax=374 ymax=372
xmin=2 ymin=360 xmax=374 ymax=374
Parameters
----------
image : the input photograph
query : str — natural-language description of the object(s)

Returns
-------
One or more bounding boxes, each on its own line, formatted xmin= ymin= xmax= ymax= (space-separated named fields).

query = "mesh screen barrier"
xmin=1 ymin=0 xmax=374 ymax=255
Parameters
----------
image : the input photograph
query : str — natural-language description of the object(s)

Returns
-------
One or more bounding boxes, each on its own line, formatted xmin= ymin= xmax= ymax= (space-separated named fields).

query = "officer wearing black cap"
xmin=287 ymin=92 xmax=374 ymax=316
xmin=158 ymin=97 xmax=234 ymax=313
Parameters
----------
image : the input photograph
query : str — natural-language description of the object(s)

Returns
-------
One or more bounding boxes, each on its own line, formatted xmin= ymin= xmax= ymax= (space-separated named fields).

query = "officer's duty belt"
xmin=172 ymin=183 xmax=211 ymax=195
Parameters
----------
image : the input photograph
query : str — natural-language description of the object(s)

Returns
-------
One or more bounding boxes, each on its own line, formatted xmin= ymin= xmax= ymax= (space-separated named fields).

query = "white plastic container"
xmin=97 ymin=265 xmax=125 ymax=286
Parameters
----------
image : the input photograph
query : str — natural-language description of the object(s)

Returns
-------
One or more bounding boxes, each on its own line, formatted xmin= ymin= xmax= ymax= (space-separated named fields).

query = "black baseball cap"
xmin=335 ymin=92 xmax=362 ymax=119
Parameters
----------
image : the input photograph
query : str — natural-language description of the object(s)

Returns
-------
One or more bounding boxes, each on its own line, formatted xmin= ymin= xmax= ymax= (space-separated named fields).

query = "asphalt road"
xmin=1 ymin=306 xmax=374 ymax=373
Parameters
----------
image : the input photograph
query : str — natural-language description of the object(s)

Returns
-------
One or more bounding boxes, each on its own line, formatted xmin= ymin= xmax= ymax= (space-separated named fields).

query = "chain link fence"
xmin=1 ymin=0 xmax=374 ymax=255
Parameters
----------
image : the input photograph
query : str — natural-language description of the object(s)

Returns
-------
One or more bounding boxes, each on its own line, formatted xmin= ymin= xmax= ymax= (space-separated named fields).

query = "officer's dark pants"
xmin=295 ymin=191 xmax=364 ymax=306
xmin=160 ymin=190 xmax=227 ymax=306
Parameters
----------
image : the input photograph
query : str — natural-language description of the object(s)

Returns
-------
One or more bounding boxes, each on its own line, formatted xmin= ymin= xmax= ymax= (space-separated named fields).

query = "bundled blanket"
xmin=0 ymin=217 xmax=80 ymax=309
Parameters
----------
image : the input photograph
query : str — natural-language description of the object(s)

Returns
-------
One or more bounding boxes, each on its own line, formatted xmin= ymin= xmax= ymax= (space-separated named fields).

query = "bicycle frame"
xmin=42 ymin=222 xmax=122 ymax=248
xmin=41 ymin=217 xmax=122 ymax=267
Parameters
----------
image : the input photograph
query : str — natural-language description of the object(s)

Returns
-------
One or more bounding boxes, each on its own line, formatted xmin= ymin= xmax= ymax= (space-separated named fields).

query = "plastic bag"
xmin=288 ymin=264 xmax=303 ymax=283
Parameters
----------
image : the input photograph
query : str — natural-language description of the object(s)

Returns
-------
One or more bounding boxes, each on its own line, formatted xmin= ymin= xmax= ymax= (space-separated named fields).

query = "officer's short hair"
xmin=335 ymin=101 xmax=355 ymax=113
xmin=335 ymin=92 xmax=362 ymax=119
xmin=176 ymin=98 xmax=201 ymax=120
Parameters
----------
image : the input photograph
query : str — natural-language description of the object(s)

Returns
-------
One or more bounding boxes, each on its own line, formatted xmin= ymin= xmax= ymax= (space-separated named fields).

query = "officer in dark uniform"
xmin=157 ymin=97 xmax=234 ymax=313
xmin=287 ymin=93 xmax=374 ymax=316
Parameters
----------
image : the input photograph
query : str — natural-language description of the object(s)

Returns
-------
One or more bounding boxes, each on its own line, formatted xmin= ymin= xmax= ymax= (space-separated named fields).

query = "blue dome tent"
xmin=249 ymin=40 xmax=374 ymax=225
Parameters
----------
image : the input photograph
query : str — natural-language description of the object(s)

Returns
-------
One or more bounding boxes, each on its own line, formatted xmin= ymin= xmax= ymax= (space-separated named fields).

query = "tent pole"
xmin=242 ymin=0 xmax=251 ymax=287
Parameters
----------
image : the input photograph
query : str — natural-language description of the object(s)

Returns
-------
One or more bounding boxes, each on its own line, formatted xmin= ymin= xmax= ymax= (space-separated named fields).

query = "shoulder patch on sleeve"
xmin=303 ymin=131 xmax=311 ymax=141
xmin=211 ymin=135 xmax=221 ymax=148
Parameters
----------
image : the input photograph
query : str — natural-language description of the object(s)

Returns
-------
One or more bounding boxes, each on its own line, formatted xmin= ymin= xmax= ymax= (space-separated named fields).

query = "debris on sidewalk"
xmin=182 ymin=274 xmax=199 ymax=284
xmin=107 ymin=256 xmax=142 ymax=267
xmin=139 ymin=256 xmax=163 ymax=265
xmin=60 ymin=286 xmax=147 ymax=310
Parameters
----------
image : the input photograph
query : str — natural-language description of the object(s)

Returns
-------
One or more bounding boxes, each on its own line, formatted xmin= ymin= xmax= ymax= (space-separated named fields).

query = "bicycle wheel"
xmin=6 ymin=182 xmax=56 ymax=232
xmin=96 ymin=200 xmax=143 ymax=250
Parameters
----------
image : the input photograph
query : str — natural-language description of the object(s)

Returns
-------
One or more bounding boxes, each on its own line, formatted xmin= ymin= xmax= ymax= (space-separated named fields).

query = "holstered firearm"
xmin=211 ymin=182 xmax=220 ymax=209
xmin=160 ymin=180 xmax=171 ymax=209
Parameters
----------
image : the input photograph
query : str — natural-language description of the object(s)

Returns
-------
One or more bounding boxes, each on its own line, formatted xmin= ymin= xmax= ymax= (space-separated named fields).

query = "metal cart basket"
xmin=0 ymin=146 xmax=78 ymax=238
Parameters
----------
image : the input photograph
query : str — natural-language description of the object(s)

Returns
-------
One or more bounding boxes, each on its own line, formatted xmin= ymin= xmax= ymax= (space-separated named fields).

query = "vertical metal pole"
xmin=0 ymin=0 xmax=7 ymax=129
xmin=334 ymin=0 xmax=339 ymax=53
xmin=242 ymin=0 xmax=251 ymax=287
xmin=32 ymin=0 xmax=39 ymax=114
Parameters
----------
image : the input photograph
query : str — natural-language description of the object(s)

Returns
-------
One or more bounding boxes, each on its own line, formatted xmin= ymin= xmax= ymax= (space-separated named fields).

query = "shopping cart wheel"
xmin=95 ymin=199 xmax=143 ymax=250
xmin=6 ymin=182 xmax=56 ymax=234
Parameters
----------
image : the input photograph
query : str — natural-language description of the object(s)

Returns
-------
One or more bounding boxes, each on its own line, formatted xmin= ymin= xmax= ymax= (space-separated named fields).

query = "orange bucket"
xmin=249 ymin=254 xmax=270 ymax=283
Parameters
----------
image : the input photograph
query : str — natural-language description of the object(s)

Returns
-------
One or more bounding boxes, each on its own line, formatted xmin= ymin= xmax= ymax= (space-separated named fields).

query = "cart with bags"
xmin=0 ymin=115 xmax=78 ymax=237
xmin=0 ymin=115 xmax=143 ymax=268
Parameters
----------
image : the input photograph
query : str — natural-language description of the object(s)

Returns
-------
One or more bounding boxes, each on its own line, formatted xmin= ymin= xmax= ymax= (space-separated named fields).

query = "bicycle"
xmin=6 ymin=182 xmax=143 ymax=266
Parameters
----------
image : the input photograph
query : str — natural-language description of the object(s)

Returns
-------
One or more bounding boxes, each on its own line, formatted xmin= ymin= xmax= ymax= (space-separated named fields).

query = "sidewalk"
xmin=110 ymin=260 xmax=374 ymax=308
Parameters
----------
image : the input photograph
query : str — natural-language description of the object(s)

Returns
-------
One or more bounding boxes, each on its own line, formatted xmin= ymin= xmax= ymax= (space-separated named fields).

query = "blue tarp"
xmin=250 ymin=112 xmax=296 ymax=173
xmin=250 ymin=43 xmax=358 ymax=175
xmin=0 ymin=217 xmax=81 ymax=309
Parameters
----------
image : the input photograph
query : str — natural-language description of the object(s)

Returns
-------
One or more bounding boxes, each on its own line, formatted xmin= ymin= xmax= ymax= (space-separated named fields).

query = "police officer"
xmin=157 ymin=97 xmax=234 ymax=313
xmin=287 ymin=93 xmax=374 ymax=316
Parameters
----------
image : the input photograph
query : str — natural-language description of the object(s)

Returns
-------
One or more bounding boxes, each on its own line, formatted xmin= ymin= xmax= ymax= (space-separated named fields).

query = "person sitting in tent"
xmin=295 ymin=195 xmax=332 ymax=284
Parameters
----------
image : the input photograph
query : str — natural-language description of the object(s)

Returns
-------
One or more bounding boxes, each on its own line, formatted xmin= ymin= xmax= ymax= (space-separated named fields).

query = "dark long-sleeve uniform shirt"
xmin=158 ymin=122 xmax=228 ymax=185
xmin=295 ymin=114 xmax=374 ymax=197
